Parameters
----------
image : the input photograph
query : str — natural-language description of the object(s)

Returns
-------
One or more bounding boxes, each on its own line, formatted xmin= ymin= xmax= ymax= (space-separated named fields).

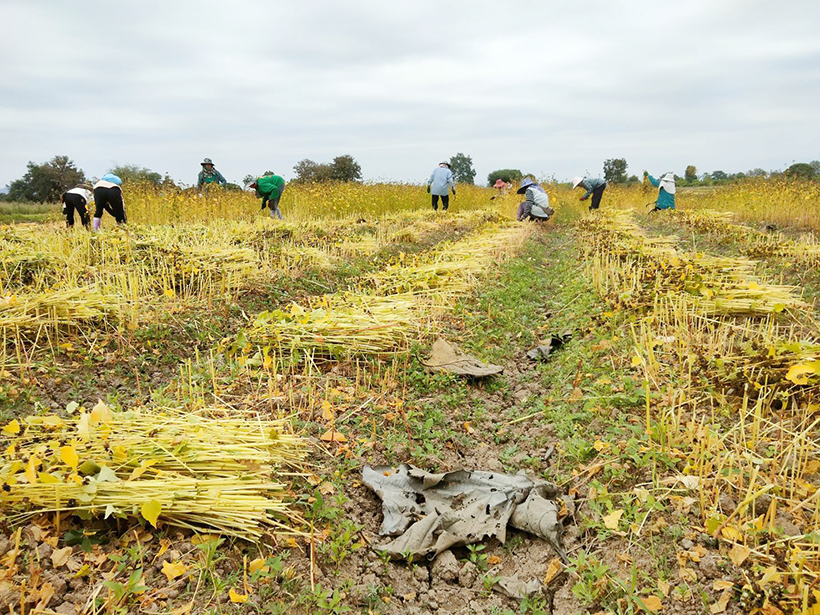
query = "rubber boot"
xmin=93 ymin=217 xmax=101 ymax=231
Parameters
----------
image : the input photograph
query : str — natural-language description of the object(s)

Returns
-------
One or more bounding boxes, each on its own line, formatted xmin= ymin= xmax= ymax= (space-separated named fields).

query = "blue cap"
xmin=101 ymin=173 xmax=122 ymax=185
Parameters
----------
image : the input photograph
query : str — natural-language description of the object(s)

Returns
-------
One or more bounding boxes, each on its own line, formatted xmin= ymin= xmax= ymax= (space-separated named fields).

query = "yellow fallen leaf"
xmin=51 ymin=546 xmax=73 ymax=568
xmin=60 ymin=445 xmax=79 ymax=470
xmin=593 ymin=440 xmax=608 ymax=452
xmin=2 ymin=419 xmax=20 ymax=436
xmin=544 ymin=557 xmax=563 ymax=585
xmin=486 ymin=555 xmax=501 ymax=565
xmin=321 ymin=401 xmax=334 ymax=421
xmin=568 ymin=387 xmax=583 ymax=401
xmin=759 ymin=566 xmax=780 ymax=588
xmin=90 ymin=399 xmax=112 ymax=423
xmin=229 ymin=588 xmax=249 ymax=603
xmin=161 ymin=560 xmax=188 ymax=582
xmin=720 ymin=526 xmax=742 ymax=542
xmin=25 ymin=456 xmax=39 ymax=484
xmin=249 ymin=557 xmax=268 ymax=574
xmin=603 ymin=509 xmax=624 ymax=530
xmin=710 ymin=590 xmax=731 ymax=614
xmin=640 ymin=595 xmax=663 ymax=613
xmin=657 ymin=579 xmax=670 ymax=596
xmin=77 ymin=413 xmax=90 ymax=440
xmin=141 ymin=500 xmax=162 ymax=528
xmin=463 ymin=421 xmax=474 ymax=434
xmin=130 ymin=459 xmax=158 ymax=480
xmin=728 ymin=543 xmax=750 ymax=566
xmin=713 ymin=580 xmax=733 ymax=591
xmin=785 ymin=361 xmax=819 ymax=385
xmin=632 ymin=355 xmax=643 ymax=367
xmin=320 ymin=429 xmax=347 ymax=443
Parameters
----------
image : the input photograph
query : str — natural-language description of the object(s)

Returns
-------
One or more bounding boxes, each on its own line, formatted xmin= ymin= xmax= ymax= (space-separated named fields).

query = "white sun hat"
xmin=572 ymin=177 xmax=584 ymax=189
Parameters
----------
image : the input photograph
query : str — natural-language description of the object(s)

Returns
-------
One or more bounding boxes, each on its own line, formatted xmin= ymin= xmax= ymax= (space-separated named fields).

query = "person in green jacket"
xmin=250 ymin=172 xmax=286 ymax=219
xmin=644 ymin=172 xmax=676 ymax=210
xmin=572 ymin=176 xmax=607 ymax=210
xmin=197 ymin=158 xmax=227 ymax=191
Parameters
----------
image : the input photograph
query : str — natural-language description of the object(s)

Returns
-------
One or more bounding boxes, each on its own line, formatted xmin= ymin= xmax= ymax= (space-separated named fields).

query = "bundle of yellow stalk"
xmin=0 ymin=285 xmax=125 ymax=333
xmin=0 ymin=402 xmax=305 ymax=539
xmin=225 ymin=293 xmax=417 ymax=361
xmin=373 ymin=222 xmax=531 ymax=297
xmin=583 ymin=210 xmax=806 ymax=316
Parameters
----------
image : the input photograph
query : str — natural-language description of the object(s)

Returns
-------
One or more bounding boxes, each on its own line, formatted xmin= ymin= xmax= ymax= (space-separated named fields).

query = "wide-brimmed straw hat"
xmin=517 ymin=177 xmax=538 ymax=194
xmin=572 ymin=176 xmax=584 ymax=189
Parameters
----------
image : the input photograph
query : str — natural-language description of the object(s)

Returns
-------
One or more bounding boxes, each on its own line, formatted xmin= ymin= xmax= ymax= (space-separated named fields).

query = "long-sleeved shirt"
xmin=427 ymin=167 xmax=455 ymax=196
xmin=580 ymin=177 xmax=607 ymax=200
xmin=64 ymin=186 xmax=93 ymax=204
xmin=517 ymin=187 xmax=554 ymax=221
xmin=647 ymin=174 xmax=676 ymax=210
xmin=197 ymin=168 xmax=227 ymax=187
xmin=256 ymin=174 xmax=285 ymax=202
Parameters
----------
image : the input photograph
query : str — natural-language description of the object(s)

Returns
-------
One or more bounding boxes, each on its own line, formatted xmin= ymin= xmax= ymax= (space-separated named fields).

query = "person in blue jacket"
xmin=644 ymin=172 xmax=676 ymax=210
xmin=426 ymin=162 xmax=456 ymax=211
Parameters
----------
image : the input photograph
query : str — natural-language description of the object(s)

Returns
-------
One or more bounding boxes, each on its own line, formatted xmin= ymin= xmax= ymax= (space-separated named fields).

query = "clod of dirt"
xmin=431 ymin=551 xmax=459 ymax=583
xmin=52 ymin=603 xmax=76 ymax=615
xmin=458 ymin=561 xmax=478 ymax=587
xmin=0 ymin=536 xmax=11 ymax=557
xmin=413 ymin=565 xmax=430 ymax=583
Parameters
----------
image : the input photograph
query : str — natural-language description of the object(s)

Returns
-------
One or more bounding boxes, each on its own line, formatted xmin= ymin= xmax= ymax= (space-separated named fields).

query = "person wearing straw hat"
xmin=426 ymin=161 xmax=456 ymax=211
xmin=91 ymin=173 xmax=126 ymax=231
xmin=644 ymin=171 xmax=676 ymax=210
xmin=516 ymin=178 xmax=554 ymax=222
xmin=249 ymin=171 xmax=286 ymax=220
xmin=60 ymin=183 xmax=93 ymax=228
xmin=197 ymin=158 xmax=227 ymax=190
xmin=572 ymin=176 xmax=607 ymax=210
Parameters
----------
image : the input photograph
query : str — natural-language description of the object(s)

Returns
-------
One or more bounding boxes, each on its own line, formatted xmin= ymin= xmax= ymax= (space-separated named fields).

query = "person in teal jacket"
xmin=197 ymin=158 xmax=227 ymax=190
xmin=250 ymin=172 xmax=286 ymax=219
xmin=644 ymin=172 xmax=676 ymax=210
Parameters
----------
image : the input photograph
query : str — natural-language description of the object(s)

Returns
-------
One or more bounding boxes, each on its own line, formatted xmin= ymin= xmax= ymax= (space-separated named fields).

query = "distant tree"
xmin=294 ymin=156 xmax=360 ymax=183
xmin=747 ymin=168 xmax=767 ymax=177
xmin=729 ymin=172 xmax=747 ymax=181
xmin=684 ymin=165 xmax=698 ymax=181
xmin=810 ymin=161 xmax=820 ymax=175
xmin=626 ymin=174 xmax=639 ymax=184
xmin=330 ymin=155 xmax=362 ymax=182
xmin=7 ymin=155 xmax=85 ymax=202
xmin=448 ymin=153 xmax=476 ymax=185
xmin=786 ymin=162 xmax=816 ymax=179
xmin=487 ymin=169 xmax=523 ymax=186
xmin=603 ymin=158 xmax=628 ymax=184
xmin=711 ymin=170 xmax=728 ymax=181
xmin=110 ymin=164 xmax=162 ymax=185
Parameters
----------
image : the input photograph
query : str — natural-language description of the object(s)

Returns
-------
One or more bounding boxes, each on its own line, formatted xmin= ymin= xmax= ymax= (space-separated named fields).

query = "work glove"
xmin=452 ymin=190 xmax=456 ymax=198
xmin=579 ymin=196 xmax=586 ymax=201
xmin=426 ymin=186 xmax=430 ymax=194
xmin=260 ymin=199 xmax=267 ymax=210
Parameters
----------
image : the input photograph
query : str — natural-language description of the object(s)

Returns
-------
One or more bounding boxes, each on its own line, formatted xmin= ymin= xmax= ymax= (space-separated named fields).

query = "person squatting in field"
xmin=60 ymin=184 xmax=93 ymax=228
xmin=197 ymin=158 xmax=227 ymax=191
xmin=426 ymin=162 xmax=456 ymax=211
xmin=250 ymin=172 xmax=286 ymax=219
xmin=573 ymin=176 xmax=607 ymax=210
xmin=92 ymin=173 xmax=125 ymax=231
xmin=516 ymin=178 xmax=554 ymax=222
xmin=644 ymin=171 xmax=676 ymax=210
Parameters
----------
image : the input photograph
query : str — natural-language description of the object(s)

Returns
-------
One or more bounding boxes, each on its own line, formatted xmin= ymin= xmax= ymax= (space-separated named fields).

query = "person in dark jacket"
xmin=573 ymin=176 xmax=607 ymax=210
xmin=92 ymin=173 xmax=126 ymax=231
xmin=60 ymin=184 xmax=93 ymax=228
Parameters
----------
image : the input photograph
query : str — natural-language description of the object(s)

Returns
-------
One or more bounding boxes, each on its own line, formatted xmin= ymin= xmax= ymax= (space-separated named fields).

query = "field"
xmin=0 ymin=179 xmax=818 ymax=615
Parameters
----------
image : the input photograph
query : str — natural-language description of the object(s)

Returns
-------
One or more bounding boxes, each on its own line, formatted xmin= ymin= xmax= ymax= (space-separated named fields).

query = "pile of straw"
xmin=0 ymin=405 xmax=305 ymax=539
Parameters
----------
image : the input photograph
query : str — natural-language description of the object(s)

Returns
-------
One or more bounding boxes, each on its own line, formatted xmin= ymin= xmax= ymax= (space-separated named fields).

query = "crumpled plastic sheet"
xmin=362 ymin=464 xmax=566 ymax=561
xmin=526 ymin=333 xmax=572 ymax=361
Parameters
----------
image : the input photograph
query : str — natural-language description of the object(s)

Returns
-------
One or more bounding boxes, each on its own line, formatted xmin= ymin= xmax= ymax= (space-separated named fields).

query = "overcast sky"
xmin=2 ymin=0 xmax=819 ymax=187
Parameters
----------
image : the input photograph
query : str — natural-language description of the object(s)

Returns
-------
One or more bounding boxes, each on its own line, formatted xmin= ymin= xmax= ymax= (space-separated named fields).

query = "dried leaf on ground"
xmin=162 ymin=560 xmax=188 ymax=582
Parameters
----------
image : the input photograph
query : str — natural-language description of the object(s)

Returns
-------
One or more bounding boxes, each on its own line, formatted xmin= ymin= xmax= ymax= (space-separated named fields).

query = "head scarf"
xmin=659 ymin=173 xmax=676 ymax=195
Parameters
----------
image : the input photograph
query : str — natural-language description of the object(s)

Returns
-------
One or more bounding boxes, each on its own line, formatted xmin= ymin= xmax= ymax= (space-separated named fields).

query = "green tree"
xmin=786 ymin=162 xmax=816 ymax=180
xmin=603 ymin=158 xmax=628 ymax=184
xmin=330 ymin=155 xmax=362 ymax=182
xmin=109 ymin=164 xmax=162 ymax=185
xmin=448 ymin=153 xmax=476 ymax=185
xmin=810 ymin=161 xmax=820 ymax=175
xmin=747 ymin=168 xmax=767 ymax=177
xmin=684 ymin=165 xmax=698 ymax=181
xmin=711 ymin=170 xmax=728 ymax=181
xmin=7 ymin=155 xmax=85 ymax=202
xmin=487 ymin=169 xmax=523 ymax=186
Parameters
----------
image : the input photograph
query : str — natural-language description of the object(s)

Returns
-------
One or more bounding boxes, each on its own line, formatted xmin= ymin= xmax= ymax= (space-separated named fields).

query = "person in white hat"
xmin=572 ymin=176 xmax=607 ymax=210
xmin=426 ymin=162 xmax=456 ymax=211
xmin=644 ymin=171 xmax=676 ymax=210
